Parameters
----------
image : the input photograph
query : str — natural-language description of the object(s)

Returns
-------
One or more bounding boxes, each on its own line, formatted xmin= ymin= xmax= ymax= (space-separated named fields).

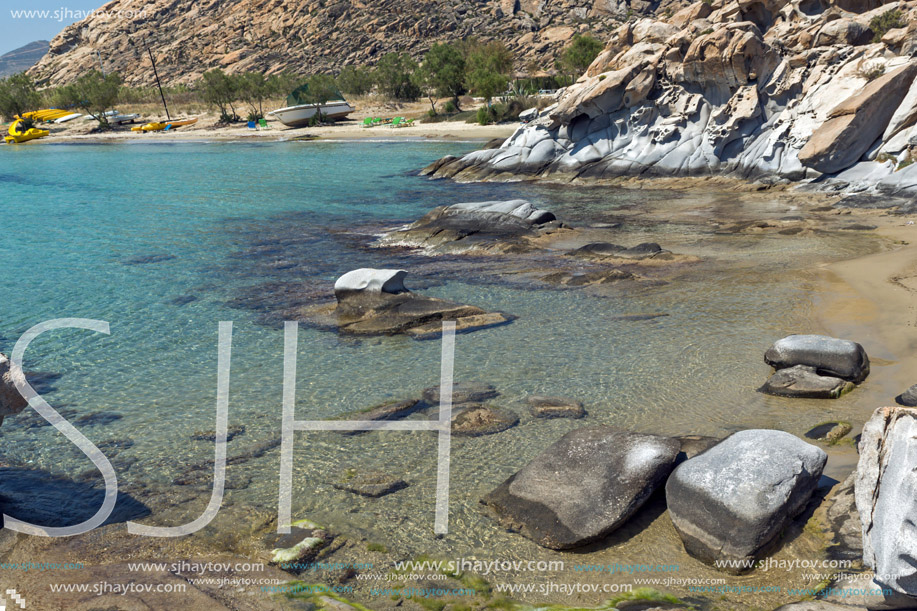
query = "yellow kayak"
xmin=22 ymin=109 xmax=73 ymax=122
xmin=132 ymin=122 xmax=167 ymax=132
xmin=4 ymin=119 xmax=49 ymax=144
xmin=131 ymin=117 xmax=199 ymax=132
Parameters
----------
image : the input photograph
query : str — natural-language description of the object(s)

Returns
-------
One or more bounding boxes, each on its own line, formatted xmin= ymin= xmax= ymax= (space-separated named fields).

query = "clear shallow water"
xmin=0 ymin=142 xmax=882 ymax=578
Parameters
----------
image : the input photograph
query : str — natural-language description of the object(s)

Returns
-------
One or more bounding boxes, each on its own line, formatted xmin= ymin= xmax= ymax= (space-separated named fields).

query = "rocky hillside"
xmin=28 ymin=0 xmax=688 ymax=86
xmin=0 ymin=41 xmax=50 ymax=77
xmin=425 ymin=0 xmax=917 ymax=196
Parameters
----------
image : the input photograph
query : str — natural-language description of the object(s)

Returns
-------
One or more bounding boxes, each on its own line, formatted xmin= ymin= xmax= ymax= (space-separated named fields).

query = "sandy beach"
xmin=3 ymin=104 xmax=519 ymax=144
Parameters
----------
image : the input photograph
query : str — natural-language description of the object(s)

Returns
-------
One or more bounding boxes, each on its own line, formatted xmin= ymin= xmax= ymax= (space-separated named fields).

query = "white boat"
xmin=109 ymin=113 xmax=140 ymax=124
xmin=83 ymin=111 xmax=139 ymax=124
xmin=267 ymin=101 xmax=355 ymax=127
xmin=53 ymin=113 xmax=83 ymax=123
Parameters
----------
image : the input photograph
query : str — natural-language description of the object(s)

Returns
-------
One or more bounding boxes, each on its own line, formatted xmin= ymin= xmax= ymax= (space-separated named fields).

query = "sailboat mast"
xmin=144 ymin=37 xmax=171 ymax=121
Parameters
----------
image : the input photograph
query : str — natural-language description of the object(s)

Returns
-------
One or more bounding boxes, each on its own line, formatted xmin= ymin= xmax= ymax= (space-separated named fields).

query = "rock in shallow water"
xmin=856 ymin=406 xmax=917 ymax=596
xmin=301 ymin=268 xmax=514 ymax=338
xmin=332 ymin=468 xmax=408 ymax=498
xmin=895 ymin=384 xmax=917 ymax=407
xmin=451 ymin=405 xmax=519 ymax=436
xmin=377 ymin=199 xmax=559 ymax=254
xmin=666 ymin=429 xmax=826 ymax=571
xmin=0 ymin=353 xmax=27 ymax=427
xmin=764 ymin=334 xmax=870 ymax=383
xmin=527 ymin=395 xmax=586 ymax=419
xmin=422 ymin=381 xmax=498 ymax=405
xmin=759 ymin=365 xmax=855 ymax=399
xmin=482 ymin=427 xmax=680 ymax=549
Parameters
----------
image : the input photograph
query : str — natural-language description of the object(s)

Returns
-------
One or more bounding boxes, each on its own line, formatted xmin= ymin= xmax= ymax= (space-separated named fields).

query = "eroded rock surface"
xmin=856 ymin=406 xmax=917 ymax=596
xmin=424 ymin=4 xmax=917 ymax=196
xmin=760 ymin=335 xmax=869 ymax=398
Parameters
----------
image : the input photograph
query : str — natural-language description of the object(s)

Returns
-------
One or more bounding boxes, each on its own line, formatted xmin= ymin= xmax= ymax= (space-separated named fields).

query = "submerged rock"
xmin=527 ymin=395 xmax=586 ymax=419
xmin=856 ymin=407 xmax=917 ymax=596
xmin=804 ymin=421 xmax=852 ymax=444
xmin=666 ymin=429 xmax=826 ymax=571
xmin=482 ymin=427 xmax=680 ymax=549
xmin=337 ymin=398 xmax=424 ymax=435
xmin=302 ymin=268 xmax=513 ymax=338
xmin=759 ymin=365 xmax=855 ymax=399
xmin=332 ymin=468 xmax=408 ymax=498
xmin=0 ymin=353 xmax=27 ymax=427
xmin=451 ymin=405 xmax=519 ymax=436
xmin=422 ymin=381 xmax=498 ymax=405
xmin=570 ymin=242 xmax=672 ymax=260
xmin=378 ymin=199 xmax=560 ymax=254
xmin=267 ymin=519 xmax=332 ymax=571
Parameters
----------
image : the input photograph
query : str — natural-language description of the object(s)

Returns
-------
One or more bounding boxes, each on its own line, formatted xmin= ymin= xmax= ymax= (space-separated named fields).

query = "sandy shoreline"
xmin=4 ymin=115 xmax=518 ymax=144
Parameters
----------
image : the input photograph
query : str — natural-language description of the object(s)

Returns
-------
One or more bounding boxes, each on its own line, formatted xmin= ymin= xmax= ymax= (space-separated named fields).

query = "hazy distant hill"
xmin=26 ymin=0 xmax=690 ymax=87
xmin=0 ymin=41 xmax=50 ymax=77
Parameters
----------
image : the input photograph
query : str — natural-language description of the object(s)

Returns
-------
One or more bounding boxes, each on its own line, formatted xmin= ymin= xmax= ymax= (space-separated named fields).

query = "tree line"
xmin=0 ymin=34 xmax=605 ymax=128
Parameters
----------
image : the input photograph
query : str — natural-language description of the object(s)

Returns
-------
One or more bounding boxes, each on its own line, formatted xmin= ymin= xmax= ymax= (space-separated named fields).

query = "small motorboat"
xmin=4 ymin=119 xmax=49 ymax=144
xmin=267 ymin=83 xmax=355 ymax=127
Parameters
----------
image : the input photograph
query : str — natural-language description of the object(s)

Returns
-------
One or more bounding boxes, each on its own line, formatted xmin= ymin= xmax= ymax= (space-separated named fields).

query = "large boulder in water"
xmin=0 ymin=353 xmax=27 ymax=427
xmin=856 ymin=406 xmax=917 ymax=596
xmin=333 ymin=268 xmax=407 ymax=309
xmin=481 ymin=427 xmax=680 ymax=549
xmin=764 ymin=335 xmax=870 ymax=383
xmin=666 ymin=429 xmax=827 ymax=571
xmin=378 ymin=199 xmax=560 ymax=254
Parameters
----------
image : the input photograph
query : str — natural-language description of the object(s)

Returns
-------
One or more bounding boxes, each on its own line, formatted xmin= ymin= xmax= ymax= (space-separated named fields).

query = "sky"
xmin=0 ymin=0 xmax=106 ymax=56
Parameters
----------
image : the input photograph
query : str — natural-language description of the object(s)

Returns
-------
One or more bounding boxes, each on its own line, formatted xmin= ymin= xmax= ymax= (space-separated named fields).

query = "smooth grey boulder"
xmin=895 ymin=384 xmax=917 ymax=407
xmin=856 ymin=407 xmax=917 ymax=596
xmin=821 ymin=573 xmax=917 ymax=610
xmin=759 ymin=365 xmax=855 ymax=399
xmin=0 ymin=353 xmax=27 ymax=427
xmin=765 ymin=334 xmax=870 ymax=383
xmin=482 ymin=427 xmax=680 ymax=549
xmin=666 ymin=429 xmax=827 ymax=571
xmin=333 ymin=268 xmax=407 ymax=307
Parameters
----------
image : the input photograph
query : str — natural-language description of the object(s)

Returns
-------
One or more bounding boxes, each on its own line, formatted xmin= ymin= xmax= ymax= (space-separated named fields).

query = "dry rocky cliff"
xmin=27 ymin=0 xmax=689 ymax=86
xmin=425 ymin=0 xmax=917 ymax=195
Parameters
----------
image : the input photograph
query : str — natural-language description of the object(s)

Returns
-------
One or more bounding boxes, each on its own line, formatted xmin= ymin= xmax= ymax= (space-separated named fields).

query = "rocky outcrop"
xmin=377 ymin=200 xmax=559 ymax=255
xmin=425 ymin=2 xmax=917 ymax=196
xmin=27 ymin=0 xmax=678 ymax=86
xmin=302 ymin=268 xmax=513 ymax=338
xmin=798 ymin=63 xmax=917 ymax=174
xmin=0 ymin=353 xmax=28 ymax=427
xmin=856 ymin=406 xmax=917 ymax=596
xmin=666 ymin=429 xmax=827 ymax=570
xmin=482 ymin=427 xmax=680 ymax=549
xmin=760 ymin=335 xmax=869 ymax=398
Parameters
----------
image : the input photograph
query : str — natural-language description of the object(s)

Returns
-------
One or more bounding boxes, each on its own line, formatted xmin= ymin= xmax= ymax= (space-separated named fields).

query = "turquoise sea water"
xmin=0 ymin=140 xmax=884 ymax=562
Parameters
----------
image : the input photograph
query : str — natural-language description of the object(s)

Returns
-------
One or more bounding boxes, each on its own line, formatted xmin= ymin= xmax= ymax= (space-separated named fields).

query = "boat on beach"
xmin=267 ymin=82 xmax=355 ymax=127
xmin=267 ymin=100 xmax=356 ymax=127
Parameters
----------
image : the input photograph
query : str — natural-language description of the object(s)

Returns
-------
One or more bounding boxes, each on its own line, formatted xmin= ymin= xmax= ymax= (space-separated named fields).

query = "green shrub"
xmin=871 ymin=9 xmax=904 ymax=42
